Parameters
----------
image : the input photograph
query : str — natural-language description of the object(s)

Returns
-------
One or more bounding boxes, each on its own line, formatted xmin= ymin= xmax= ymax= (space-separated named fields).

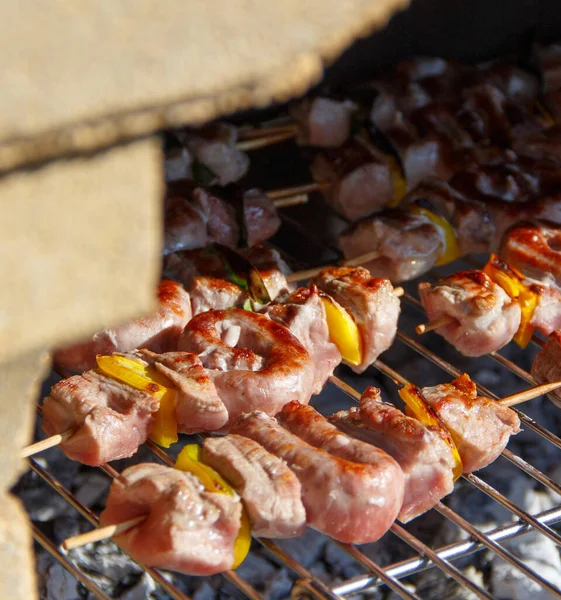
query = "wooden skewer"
xmin=62 ymin=515 xmax=147 ymax=551
xmin=415 ymin=315 xmax=455 ymax=335
xmin=238 ymin=123 xmax=297 ymax=141
xmin=499 ymin=380 xmax=561 ymax=407
xmin=286 ymin=250 xmax=382 ymax=283
xmin=21 ymin=428 xmax=76 ymax=458
xmin=236 ymin=129 xmax=297 ymax=151
xmin=271 ymin=194 xmax=309 ymax=209
xmin=266 ymin=182 xmax=329 ymax=201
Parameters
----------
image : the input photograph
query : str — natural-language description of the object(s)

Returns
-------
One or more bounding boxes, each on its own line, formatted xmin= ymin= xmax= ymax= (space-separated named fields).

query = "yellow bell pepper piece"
xmin=176 ymin=445 xmax=251 ymax=569
xmin=399 ymin=384 xmax=463 ymax=481
xmin=320 ymin=296 xmax=362 ymax=367
xmin=386 ymin=154 xmax=407 ymax=208
xmin=96 ymin=355 xmax=178 ymax=448
xmin=483 ymin=255 xmax=538 ymax=349
xmin=407 ymin=204 xmax=461 ymax=266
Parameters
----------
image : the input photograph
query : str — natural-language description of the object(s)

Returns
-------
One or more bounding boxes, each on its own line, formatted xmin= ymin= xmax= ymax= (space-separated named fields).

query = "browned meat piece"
xmin=54 ymin=281 xmax=192 ymax=373
xmin=232 ymin=411 xmax=400 ymax=544
xmin=418 ymin=271 xmax=521 ymax=357
xmin=201 ymin=434 xmax=306 ymax=538
xmin=100 ymin=464 xmax=242 ymax=575
xmin=420 ymin=374 xmax=521 ymax=473
xmin=310 ymin=138 xmax=395 ymax=220
xmin=330 ymin=387 xmax=455 ymax=522
xmin=179 ymin=309 xmax=315 ymax=425
xmin=189 ymin=277 xmax=246 ymax=315
xmin=262 ymin=286 xmax=341 ymax=393
xmin=531 ymin=330 xmax=561 ymax=409
xmin=278 ymin=401 xmax=404 ymax=523
xmin=164 ymin=147 xmax=193 ymax=182
xmin=243 ymin=189 xmax=282 ymax=248
xmin=184 ymin=123 xmax=250 ymax=186
xmin=41 ymin=371 xmax=158 ymax=466
xmin=164 ymin=195 xmax=208 ymax=255
xmin=135 ymin=350 xmax=228 ymax=433
xmin=500 ymin=221 xmax=561 ymax=288
xmin=290 ymin=97 xmax=356 ymax=147
xmin=400 ymin=138 xmax=459 ymax=190
xmin=313 ymin=267 xmax=400 ymax=372
xmin=191 ymin=187 xmax=239 ymax=248
xmin=339 ymin=210 xmax=444 ymax=282
xmin=530 ymin=283 xmax=561 ymax=336
xmin=513 ymin=126 xmax=561 ymax=164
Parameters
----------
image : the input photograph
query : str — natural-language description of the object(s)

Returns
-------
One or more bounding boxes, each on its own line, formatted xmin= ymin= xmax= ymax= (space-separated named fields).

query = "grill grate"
xmin=23 ymin=207 xmax=561 ymax=600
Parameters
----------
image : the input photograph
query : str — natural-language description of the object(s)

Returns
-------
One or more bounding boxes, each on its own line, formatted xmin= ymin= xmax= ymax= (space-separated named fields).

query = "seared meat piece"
xmin=513 ymin=126 xmax=561 ymax=164
xmin=189 ymin=277 xmax=246 ymax=315
xmin=500 ymin=221 xmax=561 ymax=288
xmin=420 ymin=374 xmax=521 ymax=473
xmin=313 ymin=267 xmax=400 ymax=372
xmin=242 ymin=189 xmax=282 ymax=248
xmin=339 ymin=210 xmax=444 ymax=282
xmin=100 ymin=464 xmax=242 ymax=575
xmin=164 ymin=147 xmax=193 ymax=182
xmin=531 ymin=330 xmax=561 ymax=409
xmin=164 ymin=195 xmax=208 ymax=255
xmin=530 ymin=283 xmax=561 ymax=336
xmin=202 ymin=434 xmax=306 ymax=538
xmin=179 ymin=309 xmax=315 ymax=425
xmin=54 ymin=280 xmax=192 ymax=373
xmin=233 ymin=411 xmax=400 ymax=544
xmin=310 ymin=138 xmax=395 ymax=221
xmin=418 ymin=271 xmax=521 ymax=357
xmin=41 ymin=371 xmax=158 ymax=466
xmin=330 ymin=387 xmax=455 ymax=522
xmin=262 ymin=286 xmax=341 ymax=393
xmin=134 ymin=350 xmax=228 ymax=433
xmin=290 ymin=97 xmax=356 ymax=147
xmin=191 ymin=187 xmax=239 ymax=248
xmin=184 ymin=123 xmax=250 ymax=186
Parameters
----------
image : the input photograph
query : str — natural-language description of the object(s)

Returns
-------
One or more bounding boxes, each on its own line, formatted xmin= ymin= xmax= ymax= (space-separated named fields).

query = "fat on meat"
xmin=179 ymin=309 xmax=315 ymax=425
xmin=54 ymin=280 xmax=192 ymax=373
xmin=330 ymin=387 xmax=455 ymax=522
xmin=232 ymin=411 xmax=401 ymax=544
xmin=202 ymin=434 xmax=306 ymax=538
xmin=100 ymin=464 xmax=241 ymax=575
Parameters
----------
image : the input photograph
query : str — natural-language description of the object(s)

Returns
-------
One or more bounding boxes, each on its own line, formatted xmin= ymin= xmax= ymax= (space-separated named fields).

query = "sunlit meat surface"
xmin=531 ymin=330 xmax=561 ymax=409
xmin=262 ymin=286 xmax=341 ymax=393
xmin=41 ymin=371 xmax=158 ymax=466
xmin=418 ymin=270 xmax=521 ymax=357
xmin=179 ymin=309 xmax=315 ymax=425
xmin=232 ymin=411 xmax=401 ymax=544
xmin=134 ymin=350 xmax=228 ymax=433
xmin=420 ymin=374 xmax=521 ymax=473
xmin=330 ymin=387 xmax=455 ymax=522
xmin=313 ymin=267 xmax=400 ymax=372
xmin=290 ymin=97 xmax=356 ymax=147
xmin=164 ymin=194 xmax=208 ymax=254
xmin=100 ymin=464 xmax=242 ymax=575
xmin=500 ymin=221 xmax=561 ymax=288
xmin=310 ymin=138 xmax=395 ymax=220
xmin=54 ymin=280 xmax=192 ymax=373
xmin=339 ymin=209 xmax=444 ymax=282
xmin=201 ymin=434 xmax=306 ymax=538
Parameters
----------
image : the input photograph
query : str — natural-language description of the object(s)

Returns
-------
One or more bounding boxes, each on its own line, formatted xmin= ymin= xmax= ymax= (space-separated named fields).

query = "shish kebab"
xmin=59 ymin=376 xmax=557 ymax=576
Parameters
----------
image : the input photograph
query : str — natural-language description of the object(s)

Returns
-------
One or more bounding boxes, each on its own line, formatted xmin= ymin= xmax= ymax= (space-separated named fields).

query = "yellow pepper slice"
xmin=386 ymin=154 xmax=407 ymax=208
xmin=483 ymin=255 xmax=539 ymax=349
xmin=96 ymin=355 xmax=178 ymax=448
xmin=399 ymin=384 xmax=463 ymax=481
xmin=320 ymin=296 xmax=362 ymax=367
xmin=176 ymin=445 xmax=251 ymax=569
xmin=407 ymin=204 xmax=461 ymax=266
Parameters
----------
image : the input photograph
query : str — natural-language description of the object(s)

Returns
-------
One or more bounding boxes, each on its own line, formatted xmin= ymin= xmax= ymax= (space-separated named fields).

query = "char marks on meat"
xmin=531 ymin=330 xmax=561 ymax=409
xmin=202 ymin=434 xmax=306 ymax=538
xmin=100 ymin=464 xmax=241 ymax=575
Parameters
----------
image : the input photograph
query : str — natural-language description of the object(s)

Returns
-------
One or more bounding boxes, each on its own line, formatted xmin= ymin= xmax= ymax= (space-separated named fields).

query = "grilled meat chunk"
xmin=313 ymin=267 xmax=400 ymax=372
xmin=290 ymin=97 xmax=356 ymax=148
xmin=164 ymin=195 xmax=208 ymax=254
xmin=100 ymin=464 xmax=242 ymax=575
xmin=41 ymin=371 xmax=158 ymax=466
xmin=54 ymin=280 xmax=192 ymax=373
xmin=420 ymin=374 xmax=521 ymax=473
xmin=179 ymin=309 xmax=315 ymax=425
xmin=330 ymin=387 xmax=455 ymax=522
xmin=531 ymin=330 xmax=561 ymax=409
xmin=529 ymin=283 xmax=561 ymax=336
xmin=262 ymin=286 xmax=341 ymax=394
xmin=233 ymin=411 xmax=400 ymax=544
xmin=202 ymin=434 xmax=306 ymax=538
xmin=339 ymin=210 xmax=444 ymax=282
xmin=418 ymin=271 xmax=521 ymax=357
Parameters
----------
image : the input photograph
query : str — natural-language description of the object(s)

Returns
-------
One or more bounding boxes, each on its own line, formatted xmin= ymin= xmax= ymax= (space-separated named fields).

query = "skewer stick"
xmin=499 ymin=380 xmax=561 ymax=407
xmin=266 ymin=182 xmax=329 ymax=201
xmin=236 ymin=129 xmax=296 ymax=151
xmin=62 ymin=515 xmax=147 ymax=551
xmin=286 ymin=250 xmax=382 ymax=283
xmin=415 ymin=315 xmax=455 ymax=335
xmin=271 ymin=194 xmax=309 ymax=208
xmin=22 ymin=428 xmax=76 ymax=458
xmin=238 ymin=123 xmax=297 ymax=141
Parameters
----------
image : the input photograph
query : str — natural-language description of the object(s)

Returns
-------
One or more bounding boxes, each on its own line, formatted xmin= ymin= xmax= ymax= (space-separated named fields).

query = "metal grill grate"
xmin=23 ymin=199 xmax=561 ymax=600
